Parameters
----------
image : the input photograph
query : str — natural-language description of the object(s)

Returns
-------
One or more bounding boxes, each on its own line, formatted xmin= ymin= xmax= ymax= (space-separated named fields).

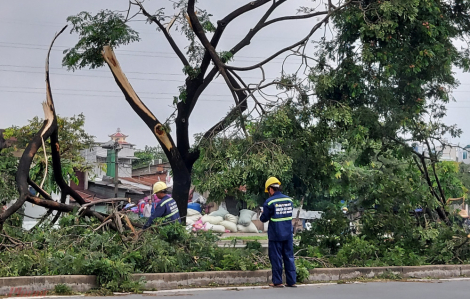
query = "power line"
xmin=2 ymin=87 xmax=470 ymax=107
xmin=0 ymin=64 xmax=278 ymax=81
xmin=0 ymin=68 xmax=287 ymax=85
xmin=0 ymin=43 xmax=298 ymax=65
xmin=0 ymin=89 xmax=235 ymax=102
xmin=0 ymin=41 xmax=290 ymax=61
xmin=0 ymin=20 xmax=308 ymax=43
xmin=0 ymin=85 xmax=237 ymax=97
xmin=0 ymin=68 xmax=202 ymax=83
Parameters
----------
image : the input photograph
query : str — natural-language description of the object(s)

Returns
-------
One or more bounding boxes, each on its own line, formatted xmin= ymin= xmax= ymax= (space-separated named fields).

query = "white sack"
xmin=209 ymin=224 xmax=227 ymax=233
xmin=220 ymin=220 xmax=237 ymax=232
xmin=201 ymin=215 xmax=224 ymax=225
xmin=224 ymin=214 xmax=238 ymax=224
xmin=237 ymin=222 xmax=259 ymax=233
xmin=238 ymin=209 xmax=256 ymax=227
xmin=187 ymin=214 xmax=202 ymax=223
xmin=187 ymin=208 xmax=201 ymax=216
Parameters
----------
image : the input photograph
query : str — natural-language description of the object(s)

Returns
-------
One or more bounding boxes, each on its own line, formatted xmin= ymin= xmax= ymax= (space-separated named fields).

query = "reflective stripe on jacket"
xmin=260 ymin=191 xmax=294 ymax=241
xmin=143 ymin=195 xmax=181 ymax=229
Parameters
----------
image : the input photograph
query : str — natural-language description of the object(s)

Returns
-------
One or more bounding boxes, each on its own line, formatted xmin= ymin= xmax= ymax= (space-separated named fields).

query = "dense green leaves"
xmin=1 ymin=220 xmax=269 ymax=290
xmin=0 ymin=148 xmax=19 ymax=206
xmin=311 ymin=0 xmax=467 ymax=148
xmin=4 ymin=114 xmax=94 ymax=195
xmin=63 ymin=10 xmax=140 ymax=70
xmin=133 ymin=145 xmax=168 ymax=170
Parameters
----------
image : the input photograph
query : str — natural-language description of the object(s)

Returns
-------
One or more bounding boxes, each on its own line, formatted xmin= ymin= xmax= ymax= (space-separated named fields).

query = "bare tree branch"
xmin=226 ymin=2 xmax=351 ymax=71
xmin=187 ymin=0 xmax=236 ymax=91
xmin=230 ymin=0 xmax=288 ymax=55
xmin=102 ymin=45 xmax=192 ymax=219
xmin=186 ymin=0 xmax=282 ymax=120
xmin=0 ymin=26 xmax=68 ymax=229
xmin=78 ymin=198 xmax=130 ymax=212
xmin=135 ymin=1 xmax=190 ymax=67
xmin=200 ymin=97 xmax=249 ymax=142
xmin=227 ymin=15 xmax=329 ymax=71
xmin=425 ymin=139 xmax=447 ymax=204
xmin=263 ymin=10 xmax=328 ymax=27
xmin=28 ymin=177 xmax=53 ymax=200
xmin=227 ymin=69 xmax=266 ymax=114
xmin=102 ymin=46 xmax=177 ymax=154
xmin=198 ymin=0 xmax=272 ymax=77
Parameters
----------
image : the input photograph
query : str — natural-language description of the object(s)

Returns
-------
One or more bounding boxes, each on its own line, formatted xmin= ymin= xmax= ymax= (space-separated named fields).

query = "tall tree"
xmin=62 ymin=0 xmax=351 ymax=219
xmin=194 ymin=0 xmax=470 ymax=224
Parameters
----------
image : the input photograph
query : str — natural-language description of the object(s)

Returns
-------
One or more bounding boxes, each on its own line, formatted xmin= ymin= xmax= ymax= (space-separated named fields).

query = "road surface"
xmin=24 ymin=280 xmax=470 ymax=299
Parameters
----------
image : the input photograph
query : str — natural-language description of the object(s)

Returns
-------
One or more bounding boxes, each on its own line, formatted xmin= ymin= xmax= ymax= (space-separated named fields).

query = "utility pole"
xmin=114 ymin=143 xmax=121 ymax=198
xmin=103 ymin=141 xmax=121 ymax=198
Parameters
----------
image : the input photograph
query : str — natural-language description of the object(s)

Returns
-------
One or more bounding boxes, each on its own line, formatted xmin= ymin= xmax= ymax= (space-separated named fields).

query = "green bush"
xmin=0 ymin=220 xmax=269 ymax=291
xmin=54 ymin=284 xmax=73 ymax=295
xmin=295 ymin=258 xmax=316 ymax=282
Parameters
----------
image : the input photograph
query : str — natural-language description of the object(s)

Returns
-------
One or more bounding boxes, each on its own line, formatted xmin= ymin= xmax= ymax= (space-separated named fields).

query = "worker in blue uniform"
xmin=143 ymin=182 xmax=180 ymax=229
xmin=260 ymin=177 xmax=297 ymax=288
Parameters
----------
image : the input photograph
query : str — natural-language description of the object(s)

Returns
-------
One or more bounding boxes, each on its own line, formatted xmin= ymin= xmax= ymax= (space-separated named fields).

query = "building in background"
xmin=75 ymin=128 xmax=176 ymax=203
xmin=81 ymin=128 xmax=137 ymax=182
xmin=413 ymin=141 xmax=470 ymax=164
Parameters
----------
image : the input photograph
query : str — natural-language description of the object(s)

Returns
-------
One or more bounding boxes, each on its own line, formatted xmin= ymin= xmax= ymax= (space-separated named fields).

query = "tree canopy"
xmin=133 ymin=146 xmax=169 ymax=170
xmin=193 ymin=0 xmax=470 ymax=223
xmin=59 ymin=0 xmax=356 ymax=218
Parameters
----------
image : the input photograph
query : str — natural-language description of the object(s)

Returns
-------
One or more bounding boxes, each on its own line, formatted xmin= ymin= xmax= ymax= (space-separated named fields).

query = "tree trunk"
xmin=172 ymin=167 xmax=191 ymax=223
xmin=102 ymin=46 xmax=195 ymax=223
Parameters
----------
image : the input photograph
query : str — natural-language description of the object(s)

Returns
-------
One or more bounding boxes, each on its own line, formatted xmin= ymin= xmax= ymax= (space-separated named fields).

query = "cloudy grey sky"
xmin=1 ymin=1 xmax=469 ymax=149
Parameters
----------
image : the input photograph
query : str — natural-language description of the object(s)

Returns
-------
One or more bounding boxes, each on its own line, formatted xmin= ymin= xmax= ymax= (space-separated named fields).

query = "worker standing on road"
xmin=143 ymin=182 xmax=180 ymax=229
xmin=260 ymin=177 xmax=297 ymax=288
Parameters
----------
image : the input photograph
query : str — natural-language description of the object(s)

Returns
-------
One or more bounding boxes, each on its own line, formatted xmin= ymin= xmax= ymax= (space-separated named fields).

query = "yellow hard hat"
xmin=265 ymin=177 xmax=281 ymax=193
xmin=153 ymin=182 xmax=168 ymax=194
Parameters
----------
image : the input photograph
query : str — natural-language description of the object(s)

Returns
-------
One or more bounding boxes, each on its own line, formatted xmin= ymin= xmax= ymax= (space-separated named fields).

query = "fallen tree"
xmin=0 ymin=28 xmax=139 ymax=232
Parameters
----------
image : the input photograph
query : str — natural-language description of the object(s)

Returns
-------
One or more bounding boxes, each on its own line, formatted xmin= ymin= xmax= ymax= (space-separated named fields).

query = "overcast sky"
xmin=1 ymin=1 xmax=470 ymax=149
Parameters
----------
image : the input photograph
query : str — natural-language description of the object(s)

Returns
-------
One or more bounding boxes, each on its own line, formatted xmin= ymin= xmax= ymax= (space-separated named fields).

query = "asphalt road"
xmin=48 ymin=280 xmax=470 ymax=299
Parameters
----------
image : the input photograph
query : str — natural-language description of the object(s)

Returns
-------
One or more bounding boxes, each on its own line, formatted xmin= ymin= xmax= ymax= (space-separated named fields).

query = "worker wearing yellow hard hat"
xmin=265 ymin=176 xmax=281 ymax=193
xmin=143 ymin=181 xmax=180 ymax=229
xmin=153 ymin=181 xmax=168 ymax=194
xmin=260 ymin=177 xmax=297 ymax=288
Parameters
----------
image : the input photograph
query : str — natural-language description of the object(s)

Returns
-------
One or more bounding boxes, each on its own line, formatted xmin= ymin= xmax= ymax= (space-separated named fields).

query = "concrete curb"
xmin=0 ymin=276 xmax=97 ymax=296
xmin=1 ymin=265 xmax=470 ymax=295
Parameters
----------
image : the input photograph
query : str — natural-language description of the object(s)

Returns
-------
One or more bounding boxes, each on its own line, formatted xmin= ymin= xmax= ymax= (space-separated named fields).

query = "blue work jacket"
xmin=260 ymin=191 xmax=294 ymax=241
xmin=143 ymin=195 xmax=181 ymax=229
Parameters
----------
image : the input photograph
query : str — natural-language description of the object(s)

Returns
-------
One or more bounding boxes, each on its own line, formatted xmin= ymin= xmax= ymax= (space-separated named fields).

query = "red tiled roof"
xmin=72 ymin=190 xmax=106 ymax=203
xmin=128 ymin=174 xmax=168 ymax=187
xmin=109 ymin=132 xmax=128 ymax=138
xmin=120 ymin=177 xmax=150 ymax=186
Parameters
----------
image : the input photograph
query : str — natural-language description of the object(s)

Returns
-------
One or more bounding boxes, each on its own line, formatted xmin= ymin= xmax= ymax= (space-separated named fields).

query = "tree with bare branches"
xmin=58 ymin=0 xmax=350 ymax=221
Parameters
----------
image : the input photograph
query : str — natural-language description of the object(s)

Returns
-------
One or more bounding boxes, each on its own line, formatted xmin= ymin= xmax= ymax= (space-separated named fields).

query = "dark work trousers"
xmin=268 ymin=238 xmax=296 ymax=285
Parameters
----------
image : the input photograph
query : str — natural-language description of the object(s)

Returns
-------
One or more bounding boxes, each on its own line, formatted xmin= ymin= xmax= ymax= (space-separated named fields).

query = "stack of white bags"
xmin=186 ymin=207 xmax=259 ymax=233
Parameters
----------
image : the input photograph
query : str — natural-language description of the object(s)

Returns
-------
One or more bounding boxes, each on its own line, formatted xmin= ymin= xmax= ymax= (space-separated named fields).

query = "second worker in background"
xmin=143 ymin=182 xmax=181 ymax=229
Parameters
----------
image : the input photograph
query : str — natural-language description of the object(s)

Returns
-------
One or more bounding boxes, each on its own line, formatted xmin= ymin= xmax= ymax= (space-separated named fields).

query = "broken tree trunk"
xmin=102 ymin=45 xmax=191 ymax=222
xmin=0 ymin=26 xmax=123 ymax=231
